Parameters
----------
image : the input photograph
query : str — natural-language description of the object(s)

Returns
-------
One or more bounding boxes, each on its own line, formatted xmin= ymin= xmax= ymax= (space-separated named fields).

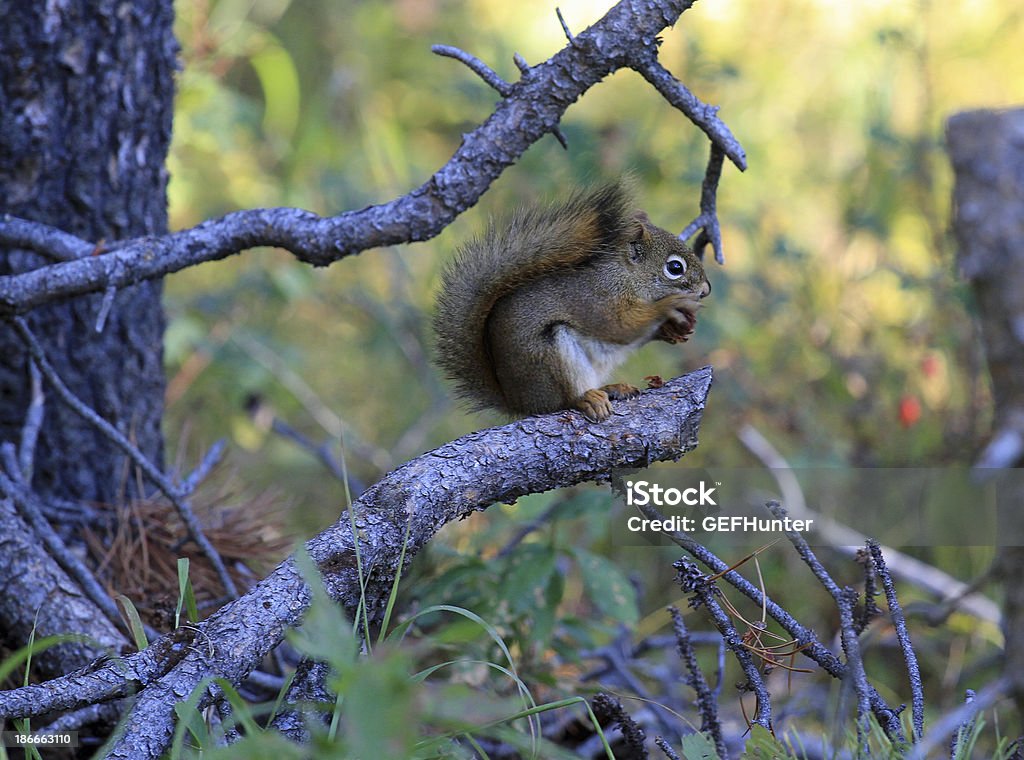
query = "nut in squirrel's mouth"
xmin=656 ymin=308 xmax=697 ymax=344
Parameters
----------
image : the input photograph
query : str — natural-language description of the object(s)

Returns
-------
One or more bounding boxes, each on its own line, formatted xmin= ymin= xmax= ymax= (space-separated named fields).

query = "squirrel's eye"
xmin=663 ymin=255 xmax=687 ymax=280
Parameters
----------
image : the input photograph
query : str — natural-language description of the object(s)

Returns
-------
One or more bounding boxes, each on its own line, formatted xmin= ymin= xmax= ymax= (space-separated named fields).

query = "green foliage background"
xmin=163 ymin=0 xmax=1022 ymax=748
xmin=167 ymin=0 xmax=1023 ymax=483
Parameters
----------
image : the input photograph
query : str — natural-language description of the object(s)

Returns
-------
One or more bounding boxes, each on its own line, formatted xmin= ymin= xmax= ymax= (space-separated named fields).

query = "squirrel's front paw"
xmin=658 ymin=299 xmax=700 ymax=343
xmin=601 ymin=383 xmax=640 ymax=401
xmin=575 ymin=389 xmax=614 ymax=422
xmin=656 ymin=315 xmax=695 ymax=344
xmin=669 ymin=305 xmax=699 ymax=328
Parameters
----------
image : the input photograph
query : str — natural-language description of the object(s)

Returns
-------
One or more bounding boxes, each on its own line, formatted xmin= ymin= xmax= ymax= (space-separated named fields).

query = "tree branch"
xmin=0 ymin=497 xmax=128 ymax=678
xmin=0 ymin=0 xmax=744 ymax=316
xmin=431 ymin=44 xmax=513 ymax=96
xmin=835 ymin=586 xmax=873 ymax=756
xmin=0 ymin=214 xmax=94 ymax=262
xmin=630 ymin=55 xmax=746 ymax=171
xmin=0 ymin=461 xmax=133 ymax=642
xmin=681 ymin=145 xmax=727 ymax=263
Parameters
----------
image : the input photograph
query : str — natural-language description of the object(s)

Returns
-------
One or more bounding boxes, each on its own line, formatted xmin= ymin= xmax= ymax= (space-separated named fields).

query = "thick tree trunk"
xmin=947 ymin=107 xmax=1024 ymax=720
xmin=0 ymin=0 xmax=175 ymax=505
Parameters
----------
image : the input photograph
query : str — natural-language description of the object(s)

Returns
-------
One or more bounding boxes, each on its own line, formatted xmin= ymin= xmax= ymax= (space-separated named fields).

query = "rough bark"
xmin=0 ymin=498 xmax=127 ymax=675
xmin=0 ymin=0 xmax=175 ymax=505
xmin=947 ymin=107 xmax=1024 ymax=716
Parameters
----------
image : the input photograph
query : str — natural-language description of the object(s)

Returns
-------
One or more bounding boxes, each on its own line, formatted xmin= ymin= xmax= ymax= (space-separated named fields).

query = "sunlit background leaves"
xmin=167 ymin=0 xmax=1022 ymax=481
xmin=164 ymin=0 xmax=1021 ymax=745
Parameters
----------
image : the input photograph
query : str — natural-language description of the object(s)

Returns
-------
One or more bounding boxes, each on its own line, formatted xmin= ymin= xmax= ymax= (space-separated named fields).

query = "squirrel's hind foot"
xmin=575 ymin=389 xmax=614 ymax=421
xmin=574 ymin=383 xmax=640 ymax=421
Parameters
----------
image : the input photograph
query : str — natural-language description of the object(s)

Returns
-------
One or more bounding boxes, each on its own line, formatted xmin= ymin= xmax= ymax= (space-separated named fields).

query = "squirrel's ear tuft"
xmin=627 ymin=211 xmax=650 ymax=255
xmin=627 ymin=213 xmax=650 ymax=262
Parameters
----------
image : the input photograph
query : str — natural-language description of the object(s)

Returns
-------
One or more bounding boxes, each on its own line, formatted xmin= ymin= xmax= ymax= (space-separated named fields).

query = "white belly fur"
xmin=552 ymin=325 xmax=643 ymax=396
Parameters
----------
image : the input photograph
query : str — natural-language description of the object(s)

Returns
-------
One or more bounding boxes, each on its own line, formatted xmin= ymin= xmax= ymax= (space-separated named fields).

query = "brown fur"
xmin=433 ymin=181 xmax=709 ymax=420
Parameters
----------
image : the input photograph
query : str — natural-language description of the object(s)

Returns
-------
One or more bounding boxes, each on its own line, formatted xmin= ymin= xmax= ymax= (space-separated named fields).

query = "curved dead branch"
xmin=0 ymin=0 xmax=744 ymax=316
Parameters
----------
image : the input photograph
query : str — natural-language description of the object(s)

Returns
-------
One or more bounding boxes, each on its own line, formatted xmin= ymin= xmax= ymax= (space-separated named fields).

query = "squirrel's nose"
xmin=699 ymin=279 xmax=711 ymax=299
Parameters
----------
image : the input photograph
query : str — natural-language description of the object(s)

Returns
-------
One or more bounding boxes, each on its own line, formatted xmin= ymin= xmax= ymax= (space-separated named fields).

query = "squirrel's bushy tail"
xmin=433 ymin=180 xmax=635 ymax=413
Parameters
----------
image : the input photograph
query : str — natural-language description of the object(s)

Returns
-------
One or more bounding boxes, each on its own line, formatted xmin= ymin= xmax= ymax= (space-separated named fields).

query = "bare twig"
xmin=637 ymin=501 xmax=839 ymax=670
xmin=39 ymin=701 xmax=122 ymax=734
xmin=38 ymin=494 xmax=106 ymax=527
xmin=233 ymin=331 xmax=393 ymax=472
xmin=243 ymin=668 xmax=287 ymax=695
xmin=655 ymin=735 xmax=681 ymax=760
xmin=550 ymin=126 xmax=570 ymax=150
xmin=738 ymin=423 xmax=1000 ymax=626
xmin=555 ymin=7 xmax=576 ymax=43
xmin=762 ymin=500 xmax=909 ymax=748
xmin=179 ymin=440 xmax=227 ymax=497
xmin=675 ymin=560 xmax=772 ymax=731
xmin=628 ymin=43 xmax=744 ymax=265
xmin=681 ymin=145 xmax=726 ymax=263
xmin=268 ymin=418 xmax=365 ymax=493
xmin=494 ymin=495 xmax=568 ymax=559
xmin=0 ymin=626 xmax=190 ymax=719
xmin=591 ymin=692 xmax=647 ymax=758
xmin=9 ymin=316 xmax=239 ymax=598
xmin=431 ymin=44 xmax=513 ymax=96
xmin=578 ymin=628 xmax=677 ymax=740
xmin=579 ymin=631 xmax=721 ymax=687
xmin=0 ymin=213 xmax=94 ymax=261
xmin=94 ymin=279 xmax=118 ymax=332
xmin=763 ymin=501 xmax=842 ymax=599
xmin=854 ymin=547 xmax=883 ymax=634
xmin=668 ymin=605 xmax=727 ymax=759
xmin=431 ymin=43 xmax=571 ymax=149
xmin=835 ymin=585 xmax=873 ymax=756
xmin=869 ymin=540 xmax=924 ymax=742
xmin=630 ymin=54 xmax=746 ymax=172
